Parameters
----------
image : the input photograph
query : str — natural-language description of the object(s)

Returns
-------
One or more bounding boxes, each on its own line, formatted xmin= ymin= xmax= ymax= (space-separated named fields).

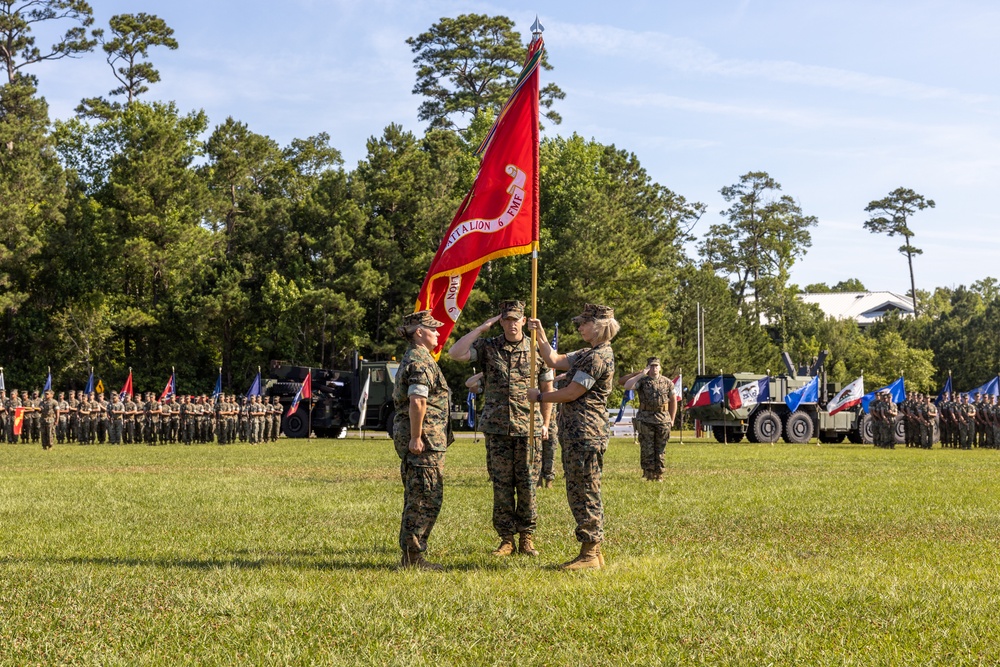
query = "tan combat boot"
xmin=560 ymin=541 xmax=603 ymax=571
xmin=399 ymin=549 xmax=444 ymax=571
xmin=544 ymin=478 xmax=553 ymax=488
xmin=518 ymin=533 xmax=538 ymax=557
xmin=492 ymin=535 xmax=516 ymax=556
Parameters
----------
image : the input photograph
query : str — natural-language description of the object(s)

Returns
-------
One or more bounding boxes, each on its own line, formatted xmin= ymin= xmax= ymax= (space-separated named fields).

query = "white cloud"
xmin=552 ymin=21 xmax=998 ymax=110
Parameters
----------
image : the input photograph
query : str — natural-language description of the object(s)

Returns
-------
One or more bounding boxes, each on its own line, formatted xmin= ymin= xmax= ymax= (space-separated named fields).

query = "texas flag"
xmin=728 ymin=377 xmax=770 ymax=410
xmin=286 ymin=371 xmax=312 ymax=418
xmin=828 ymin=376 xmax=864 ymax=415
xmin=686 ymin=376 xmax=725 ymax=409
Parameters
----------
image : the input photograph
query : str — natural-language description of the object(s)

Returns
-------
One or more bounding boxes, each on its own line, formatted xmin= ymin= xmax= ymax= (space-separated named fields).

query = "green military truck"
xmin=266 ymin=357 xmax=399 ymax=438
xmin=685 ymin=352 xmax=885 ymax=444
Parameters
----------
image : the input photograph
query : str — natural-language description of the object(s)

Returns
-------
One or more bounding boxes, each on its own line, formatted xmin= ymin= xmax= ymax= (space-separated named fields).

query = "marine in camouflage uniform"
xmin=620 ymin=357 xmax=677 ymax=481
xmin=270 ymin=396 xmax=281 ymax=441
xmin=56 ymin=392 xmax=69 ymax=444
xmin=27 ymin=390 xmax=41 ymax=444
xmin=923 ymin=395 xmax=938 ymax=449
xmin=959 ymin=394 xmax=976 ymax=449
xmin=66 ymin=390 xmax=79 ymax=443
xmin=123 ymin=394 xmax=138 ymax=444
xmin=6 ymin=390 xmax=21 ymax=443
xmin=39 ymin=390 xmax=58 ymax=450
xmin=108 ymin=394 xmax=124 ymax=444
xmin=448 ymin=300 xmax=553 ymax=557
xmin=529 ymin=303 xmax=618 ymax=570
xmin=0 ymin=390 xmax=7 ymax=443
xmin=392 ymin=310 xmax=453 ymax=570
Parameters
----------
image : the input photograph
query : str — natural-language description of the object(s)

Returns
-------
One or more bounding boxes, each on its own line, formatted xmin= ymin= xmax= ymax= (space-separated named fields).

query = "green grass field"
xmin=3 ymin=435 xmax=1000 ymax=665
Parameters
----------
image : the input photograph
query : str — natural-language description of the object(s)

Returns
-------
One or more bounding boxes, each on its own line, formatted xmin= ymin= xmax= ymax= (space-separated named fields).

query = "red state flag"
xmin=415 ymin=37 xmax=544 ymax=357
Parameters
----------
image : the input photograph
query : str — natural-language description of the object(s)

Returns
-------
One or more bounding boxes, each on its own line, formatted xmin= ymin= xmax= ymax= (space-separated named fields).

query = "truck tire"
xmin=712 ymin=426 xmax=743 ymax=443
xmin=752 ymin=410 xmax=782 ymax=443
xmin=859 ymin=414 xmax=874 ymax=444
xmin=384 ymin=410 xmax=396 ymax=439
xmin=893 ymin=415 xmax=906 ymax=445
xmin=783 ymin=412 xmax=814 ymax=443
xmin=283 ymin=412 xmax=309 ymax=439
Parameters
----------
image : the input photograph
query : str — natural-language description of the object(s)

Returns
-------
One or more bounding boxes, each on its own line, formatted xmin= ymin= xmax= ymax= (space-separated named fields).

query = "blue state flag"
xmin=965 ymin=376 xmax=999 ymax=399
xmin=935 ymin=375 xmax=952 ymax=405
xmin=84 ymin=369 xmax=94 ymax=394
xmin=212 ymin=371 xmax=223 ymax=400
xmin=615 ymin=389 xmax=635 ymax=424
xmin=466 ymin=391 xmax=476 ymax=428
xmin=861 ymin=377 xmax=906 ymax=413
xmin=246 ymin=371 xmax=262 ymax=398
xmin=784 ymin=376 xmax=819 ymax=413
xmin=43 ymin=371 xmax=52 ymax=393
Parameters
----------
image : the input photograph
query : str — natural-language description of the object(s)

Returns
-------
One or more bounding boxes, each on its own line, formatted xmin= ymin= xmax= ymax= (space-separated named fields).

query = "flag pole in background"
xmin=677 ymin=368 xmax=683 ymax=445
xmin=358 ymin=370 xmax=371 ymax=441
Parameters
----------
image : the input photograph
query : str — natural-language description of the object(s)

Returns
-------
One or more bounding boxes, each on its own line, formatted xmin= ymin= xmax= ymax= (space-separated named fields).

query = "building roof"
xmin=800 ymin=291 xmax=914 ymax=326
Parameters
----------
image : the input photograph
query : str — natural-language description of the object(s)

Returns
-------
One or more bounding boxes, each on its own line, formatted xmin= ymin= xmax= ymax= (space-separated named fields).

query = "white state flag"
xmin=358 ymin=373 xmax=371 ymax=427
xmin=829 ymin=376 xmax=864 ymax=415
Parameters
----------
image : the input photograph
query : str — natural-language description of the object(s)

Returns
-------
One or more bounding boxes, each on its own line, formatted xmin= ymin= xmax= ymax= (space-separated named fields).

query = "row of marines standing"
xmin=0 ymin=389 xmax=284 ymax=447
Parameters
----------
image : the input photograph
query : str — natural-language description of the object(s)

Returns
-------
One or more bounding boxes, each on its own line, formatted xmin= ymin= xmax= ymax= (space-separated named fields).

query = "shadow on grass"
xmin=0 ymin=549 xmax=524 ymax=573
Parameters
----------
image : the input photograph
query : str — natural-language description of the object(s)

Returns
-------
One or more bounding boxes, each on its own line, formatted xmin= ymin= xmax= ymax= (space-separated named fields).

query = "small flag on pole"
xmin=286 ymin=371 xmax=312 ymax=417
xmin=615 ymin=390 xmax=634 ymax=424
xmin=85 ymin=368 xmax=94 ymax=394
xmin=828 ymin=376 xmax=864 ymax=415
xmin=212 ymin=369 xmax=223 ymax=400
xmin=551 ymin=322 xmax=559 ymax=351
xmin=0 ymin=367 xmax=5 ymax=392
xmin=159 ymin=370 xmax=176 ymax=403
xmin=43 ymin=369 xmax=52 ymax=392
xmin=246 ymin=369 xmax=262 ymax=399
xmin=358 ymin=372 xmax=371 ymax=428
xmin=466 ymin=391 xmax=476 ymax=428
xmin=95 ymin=379 xmax=105 ymax=394
xmin=119 ymin=370 xmax=133 ymax=401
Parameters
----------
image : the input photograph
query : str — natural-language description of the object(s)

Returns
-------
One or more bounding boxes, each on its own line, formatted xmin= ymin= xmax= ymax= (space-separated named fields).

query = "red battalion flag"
xmin=415 ymin=36 xmax=544 ymax=357
xmin=13 ymin=407 xmax=25 ymax=436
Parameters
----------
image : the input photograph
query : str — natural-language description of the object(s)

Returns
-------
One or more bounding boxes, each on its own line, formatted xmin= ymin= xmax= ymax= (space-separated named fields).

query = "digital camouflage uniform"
xmin=392 ymin=340 xmax=452 ymax=555
xmin=56 ymin=394 xmax=69 ymax=444
xmin=470 ymin=333 xmax=553 ymax=540
xmin=633 ymin=368 xmax=675 ymax=479
xmin=39 ymin=393 xmax=58 ymax=450
xmin=540 ymin=412 xmax=558 ymax=484
xmin=923 ymin=399 xmax=938 ymax=449
xmin=109 ymin=397 xmax=125 ymax=444
xmin=27 ymin=392 xmax=41 ymax=443
xmin=559 ymin=341 xmax=615 ymax=544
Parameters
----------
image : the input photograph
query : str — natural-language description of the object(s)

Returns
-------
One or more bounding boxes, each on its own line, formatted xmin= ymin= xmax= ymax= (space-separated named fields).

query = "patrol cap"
xmin=647 ymin=357 xmax=661 ymax=366
xmin=401 ymin=310 xmax=445 ymax=329
xmin=498 ymin=300 xmax=525 ymax=319
xmin=572 ymin=303 xmax=615 ymax=324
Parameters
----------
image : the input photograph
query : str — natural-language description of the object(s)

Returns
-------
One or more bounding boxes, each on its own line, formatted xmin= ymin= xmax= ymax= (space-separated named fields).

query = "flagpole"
xmin=678 ymin=367 xmax=683 ymax=445
xmin=527 ymin=20 xmax=542 ymax=475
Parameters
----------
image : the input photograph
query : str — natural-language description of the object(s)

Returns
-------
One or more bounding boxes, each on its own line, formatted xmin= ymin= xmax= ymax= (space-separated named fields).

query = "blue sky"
xmin=33 ymin=0 xmax=1000 ymax=294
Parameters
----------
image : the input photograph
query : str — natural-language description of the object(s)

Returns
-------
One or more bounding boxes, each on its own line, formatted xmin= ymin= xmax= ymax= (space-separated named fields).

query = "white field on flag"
xmin=829 ymin=376 xmax=865 ymax=415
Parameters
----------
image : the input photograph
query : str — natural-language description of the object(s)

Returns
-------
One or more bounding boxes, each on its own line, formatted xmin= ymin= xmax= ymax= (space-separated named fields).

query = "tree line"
xmin=0 ymin=5 xmax=994 ymax=399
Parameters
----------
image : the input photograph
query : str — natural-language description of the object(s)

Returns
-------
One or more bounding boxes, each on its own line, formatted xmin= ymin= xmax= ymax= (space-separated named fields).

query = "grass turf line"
xmin=2 ymin=437 xmax=1000 ymax=665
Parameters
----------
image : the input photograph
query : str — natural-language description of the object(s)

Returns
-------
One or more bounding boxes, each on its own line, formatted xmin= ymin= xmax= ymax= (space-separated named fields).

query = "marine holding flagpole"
xmin=528 ymin=303 xmax=619 ymax=570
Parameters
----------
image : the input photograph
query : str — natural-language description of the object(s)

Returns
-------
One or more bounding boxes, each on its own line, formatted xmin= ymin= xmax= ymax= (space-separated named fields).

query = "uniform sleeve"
xmin=570 ymin=349 xmax=607 ymax=391
xmin=468 ymin=337 xmax=487 ymax=363
xmin=404 ymin=359 xmax=436 ymax=398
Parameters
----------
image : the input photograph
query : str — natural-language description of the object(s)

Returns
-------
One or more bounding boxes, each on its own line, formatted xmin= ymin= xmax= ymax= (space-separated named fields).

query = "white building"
xmin=799 ymin=291 xmax=914 ymax=327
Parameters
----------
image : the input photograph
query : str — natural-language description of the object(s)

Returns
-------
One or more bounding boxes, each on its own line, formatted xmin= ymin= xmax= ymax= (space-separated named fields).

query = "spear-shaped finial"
xmin=531 ymin=15 xmax=544 ymax=42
